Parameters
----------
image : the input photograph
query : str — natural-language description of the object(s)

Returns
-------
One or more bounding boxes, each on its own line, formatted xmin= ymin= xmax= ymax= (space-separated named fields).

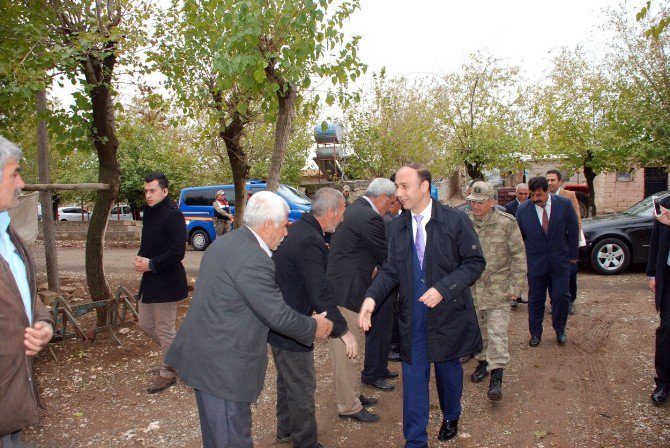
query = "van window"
xmin=184 ymin=187 xmax=237 ymax=207
xmin=278 ymin=185 xmax=311 ymax=205
xmin=250 ymin=186 xmax=265 ymax=195
xmin=184 ymin=189 xmax=217 ymax=206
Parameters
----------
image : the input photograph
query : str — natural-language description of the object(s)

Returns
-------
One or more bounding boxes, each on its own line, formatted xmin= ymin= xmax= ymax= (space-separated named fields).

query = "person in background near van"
xmin=505 ymin=183 xmax=530 ymax=308
xmin=646 ymin=197 xmax=670 ymax=405
xmin=342 ymin=185 xmax=351 ymax=207
xmin=0 ymin=136 xmax=54 ymax=448
xmin=134 ymin=172 xmax=188 ymax=394
xmin=546 ymin=170 xmax=582 ymax=315
xmin=213 ymin=190 xmax=233 ymax=236
xmin=466 ymin=182 xmax=527 ymax=402
xmin=270 ymin=187 xmax=358 ymax=448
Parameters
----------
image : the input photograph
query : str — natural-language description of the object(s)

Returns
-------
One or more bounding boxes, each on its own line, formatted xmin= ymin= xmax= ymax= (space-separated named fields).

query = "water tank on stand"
xmin=314 ymin=122 xmax=343 ymax=144
xmin=313 ymin=122 xmax=347 ymax=182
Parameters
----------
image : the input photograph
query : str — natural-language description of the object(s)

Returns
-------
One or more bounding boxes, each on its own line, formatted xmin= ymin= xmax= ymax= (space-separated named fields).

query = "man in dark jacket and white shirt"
xmin=360 ymin=164 xmax=485 ymax=446
xmin=166 ymin=191 xmax=333 ymax=448
xmin=0 ymin=136 xmax=54 ymax=447
xmin=270 ymin=187 xmax=358 ymax=448
xmin=134 ymin=171 xmax=188 ymax=394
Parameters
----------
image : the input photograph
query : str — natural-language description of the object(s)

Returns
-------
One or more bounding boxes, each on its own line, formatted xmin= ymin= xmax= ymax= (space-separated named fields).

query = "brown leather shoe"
xmin=147 ymin=375 xmax=176 ymax=394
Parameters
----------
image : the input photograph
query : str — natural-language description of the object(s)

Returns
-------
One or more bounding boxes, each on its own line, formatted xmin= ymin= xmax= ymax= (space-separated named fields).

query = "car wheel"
xmin=190 ymin=229 xmax=211 ymax=251
xmin=590 ymin=237 xmax=630 ymax=275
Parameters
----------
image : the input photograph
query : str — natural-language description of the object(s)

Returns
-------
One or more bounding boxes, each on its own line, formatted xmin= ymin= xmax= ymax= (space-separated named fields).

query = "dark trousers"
xmin=528 ymin=269 xmax=570 ymax=337
xmin=362 ymin=290 xmax=394 ymax=383
xmin=569 ymin=263 xmax=578 ymax=303
xmin=271 ymin=346 xmax=318 ymax=448
xmin=194 ymin=389 xmax=253 ymax=448
xmin=656 ymin=268 xmax=670 ymax=386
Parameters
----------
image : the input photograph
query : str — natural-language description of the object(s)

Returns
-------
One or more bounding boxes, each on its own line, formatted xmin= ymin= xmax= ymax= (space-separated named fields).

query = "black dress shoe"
xmin=359 ymin=394 xmax=378 ymax=407
xmin=529 ymin=335 xmax=541 ymax=347
xmin=276 ymin=433 xmax=293 ymax=443
xmin=388 ymin=349 xmax=401 ymax=362
xmin=516 ymin=296 xmax=528 ymax=304
xmin=363 ymin=378 xmax=395 ymax=391
xmin=339 ymin=408 xmax=380 ymax=423
xmin=437 ymin=418 xmax=459 ymax=441
xmin=384 ymin=370 xmax=399 ymax=379
xmin=652 ymin=384 xmax=669 ymax=405
xmin=557 ymin=332 xmax=568 ymax=345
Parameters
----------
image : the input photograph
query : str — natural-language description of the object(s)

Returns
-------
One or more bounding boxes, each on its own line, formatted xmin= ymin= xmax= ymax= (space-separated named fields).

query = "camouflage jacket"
xmin=467 ymin=209 xmax=527 ymax=309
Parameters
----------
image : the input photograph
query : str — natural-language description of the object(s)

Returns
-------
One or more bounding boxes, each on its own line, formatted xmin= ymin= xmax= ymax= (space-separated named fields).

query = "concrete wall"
xmin=38 ymin=221 xmax=142 ymax=243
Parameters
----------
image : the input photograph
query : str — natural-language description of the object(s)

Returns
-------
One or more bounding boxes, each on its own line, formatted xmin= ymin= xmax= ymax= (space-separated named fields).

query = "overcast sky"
xmin=340 ymin=0 xmax=630 ymax=85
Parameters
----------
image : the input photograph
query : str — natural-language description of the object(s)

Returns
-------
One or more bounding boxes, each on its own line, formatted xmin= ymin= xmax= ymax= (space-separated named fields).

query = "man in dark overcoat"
xmin=133 ymin=171 xmax=188 ymax=394
xmin=359 ymin=164 xmax=485 ymax=446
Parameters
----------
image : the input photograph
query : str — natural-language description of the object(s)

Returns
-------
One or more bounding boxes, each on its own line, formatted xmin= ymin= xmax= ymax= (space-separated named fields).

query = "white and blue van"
xmin=179 ymin=180 xmax=312 ymax=250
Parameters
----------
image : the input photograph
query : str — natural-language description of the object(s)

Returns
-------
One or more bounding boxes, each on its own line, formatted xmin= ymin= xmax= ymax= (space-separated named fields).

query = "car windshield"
xmin=278 ymin=185 xmax=311 ymax=205
xmin=623 ymin=191 xmax=670 ymax=217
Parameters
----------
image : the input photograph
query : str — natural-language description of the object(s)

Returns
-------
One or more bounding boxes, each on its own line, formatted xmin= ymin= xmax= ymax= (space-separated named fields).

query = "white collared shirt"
xmin=362 ymin=195 xmax=379 ymax=215
xmin=248 ymin=227 xmax=273 ymax=257
xmin=0 ymin=211 xmax=31 ymax=324
xmin=411 ymin=200 xmax=433 ymax=245
xmin=534 ymin=193 xmax=552 ymax=226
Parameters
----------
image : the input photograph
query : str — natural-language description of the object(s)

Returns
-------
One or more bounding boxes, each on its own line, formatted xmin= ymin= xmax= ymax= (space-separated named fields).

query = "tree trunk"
xmin=583 ymin=165 xmax=597 ymax=217
xmin=266 ymin=85 xmax=297 ymax=192
xmin=82 ymin=52 xmax=120 ymax=325
xmin=465 ymin=162 xmax=483 ymax=181
xmin=36 ymin=89 xmax=60 ymax=291
xmin=447 ymin=169 xmax=463 ymax=203
xmin=219 ymin=109 xmax=249 ymax=228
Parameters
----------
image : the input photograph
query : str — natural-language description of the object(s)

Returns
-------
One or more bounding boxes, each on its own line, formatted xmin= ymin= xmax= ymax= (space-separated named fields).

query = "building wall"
xmin=593 ymin=169 xmax=646 ymax=213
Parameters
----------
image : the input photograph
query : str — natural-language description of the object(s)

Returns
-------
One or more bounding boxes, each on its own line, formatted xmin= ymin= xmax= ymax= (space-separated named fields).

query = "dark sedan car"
xmin=579 ymin=190 xmax=670 ymax=275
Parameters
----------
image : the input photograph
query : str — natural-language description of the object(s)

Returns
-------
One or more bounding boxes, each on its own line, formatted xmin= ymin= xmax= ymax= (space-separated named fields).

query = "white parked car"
xmin=109 ymin=205 xmax=134 ymax=221
xmin=57 ymin=207 xmax=91 ymax=221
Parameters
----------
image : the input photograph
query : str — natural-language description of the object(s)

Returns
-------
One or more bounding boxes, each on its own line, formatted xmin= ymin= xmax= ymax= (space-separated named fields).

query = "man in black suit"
xmin=327 ymin=178 xmax=396 ymax=423
xmin=515 ymin=176 xmax=579 ymax=347
xmin=504 ymin=182 xmax=529 ymax=217
xmin=646 ymin=196 xmax=670 ymax=405
xmin=270 ymin=188 xmax=359 ymax=448
xmin=360 ymin=164 xmax=485 ymax=446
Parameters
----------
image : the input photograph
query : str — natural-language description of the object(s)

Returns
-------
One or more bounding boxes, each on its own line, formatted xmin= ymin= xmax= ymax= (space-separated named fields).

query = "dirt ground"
xmin=22 ymin=247 xmax=670 ymax=447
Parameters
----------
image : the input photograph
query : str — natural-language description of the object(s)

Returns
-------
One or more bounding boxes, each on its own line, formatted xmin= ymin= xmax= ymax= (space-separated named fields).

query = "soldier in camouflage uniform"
xmin=466 ymin=181 xmax=527 ymax=401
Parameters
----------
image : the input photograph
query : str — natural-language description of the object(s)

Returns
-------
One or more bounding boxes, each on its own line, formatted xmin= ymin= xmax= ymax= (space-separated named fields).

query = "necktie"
xmin=414 ymin=214 xmax=425 ymax=267
xmin=541 ymin=205 xmax=549 ymax=234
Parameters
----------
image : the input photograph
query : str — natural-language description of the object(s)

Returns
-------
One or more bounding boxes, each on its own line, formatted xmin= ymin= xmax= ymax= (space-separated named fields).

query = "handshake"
xmin=312 ymin=311 xmax=333 ymax=339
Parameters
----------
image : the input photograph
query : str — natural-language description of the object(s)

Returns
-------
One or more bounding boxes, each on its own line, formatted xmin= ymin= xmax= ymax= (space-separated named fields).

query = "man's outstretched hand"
xmin=358 ymin=298 xmax=376 ymax=332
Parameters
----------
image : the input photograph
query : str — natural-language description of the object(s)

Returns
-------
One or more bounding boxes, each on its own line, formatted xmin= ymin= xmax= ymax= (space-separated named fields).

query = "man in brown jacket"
xmin=546 ymin=169 xmax=582 ymax=315
xmin=0 ymin=136 xmax=54 ymax=447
